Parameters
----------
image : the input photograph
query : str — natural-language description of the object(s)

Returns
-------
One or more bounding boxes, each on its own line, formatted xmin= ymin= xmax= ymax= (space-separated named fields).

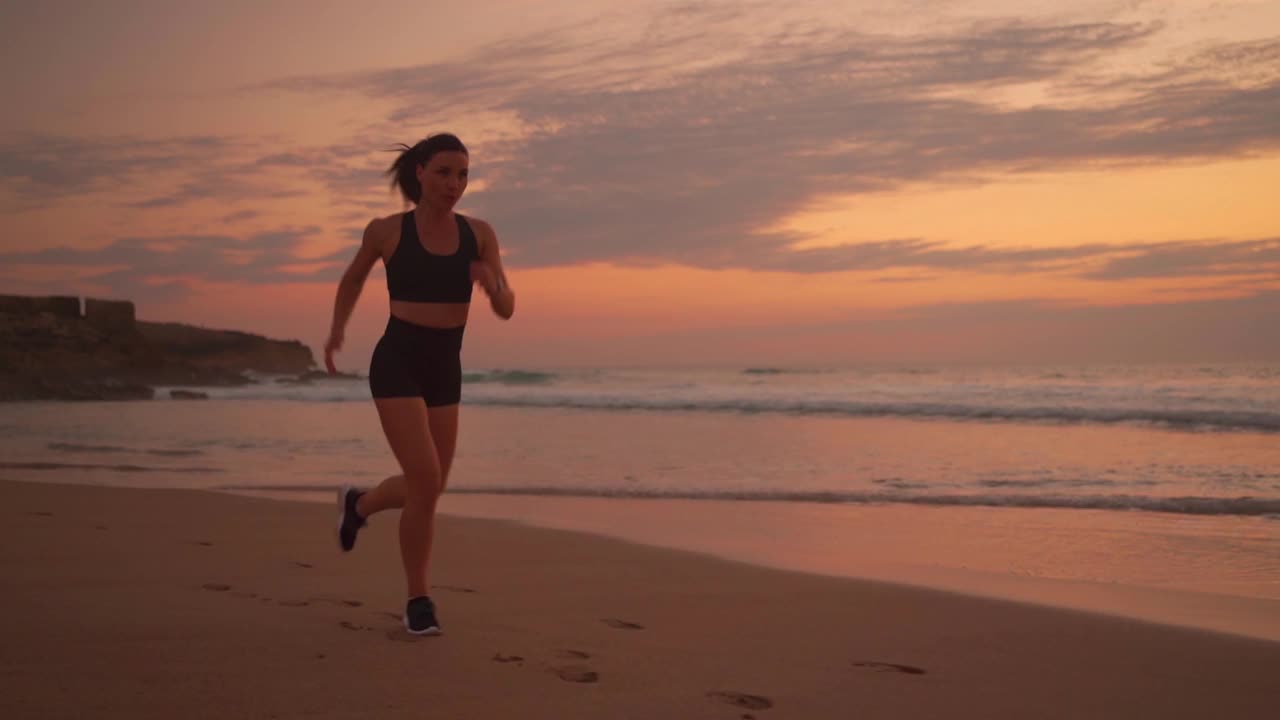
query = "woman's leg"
xmin=427 ymin=403 xmax=460 ymax=492
xmin=356 ymin=474 xmax=405 ymax=515
xmin=356 ymin=402 xmax=459 ymax=514
xmin=371 ymin=396 xmax=442 ymax=598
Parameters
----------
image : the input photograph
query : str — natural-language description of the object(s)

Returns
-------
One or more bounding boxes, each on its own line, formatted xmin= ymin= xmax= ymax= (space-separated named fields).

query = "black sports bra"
xmin=386 ymin=212 xmax=480 ymax=304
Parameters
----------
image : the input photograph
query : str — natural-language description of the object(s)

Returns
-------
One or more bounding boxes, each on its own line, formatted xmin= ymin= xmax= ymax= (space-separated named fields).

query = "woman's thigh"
xmin=374 ymin=397 xmax=441 ymax=495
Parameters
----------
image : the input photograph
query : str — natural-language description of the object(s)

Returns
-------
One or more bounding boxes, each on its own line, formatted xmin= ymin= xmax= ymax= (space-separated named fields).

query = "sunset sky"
xmin=2 ymin=0 xmax=1278 ymax=369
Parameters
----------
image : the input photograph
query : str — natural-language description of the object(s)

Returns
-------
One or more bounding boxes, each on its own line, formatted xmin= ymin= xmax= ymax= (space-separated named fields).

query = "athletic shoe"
xmin=404 ymin=596 xmax=442 ymax=635
xmin=336 ymin=485 xmax=366 ymax=552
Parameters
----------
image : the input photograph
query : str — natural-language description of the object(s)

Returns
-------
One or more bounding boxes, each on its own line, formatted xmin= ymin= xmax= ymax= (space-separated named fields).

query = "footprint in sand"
xmin=204 ymin=587 xmax=407 ymax=637
xmin=601 ymin=618 xmax=644 ymax=630
xmin=708 ymin=691 xmax=773 ymax=711
xmin=336 ymin=614 xmax=419 ymax=639
xmin=553 ymin=665 xmax=599 ymax=684
xmin=851 ymin=661 xmax=927 ymax=675
xmin=310 ymin=597 xmax=362 ymax=608
xmin=491 ymin=649 xmax=598 ymax=681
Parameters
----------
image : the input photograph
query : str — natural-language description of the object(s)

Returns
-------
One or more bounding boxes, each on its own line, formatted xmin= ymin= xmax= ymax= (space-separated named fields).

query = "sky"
xmin=1 ymin=0 xmax=1278 ymax=369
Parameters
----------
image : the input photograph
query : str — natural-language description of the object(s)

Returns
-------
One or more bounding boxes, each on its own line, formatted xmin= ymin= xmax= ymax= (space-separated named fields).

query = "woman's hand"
xmin=324 ymin=329 xmax=344 ymax=375
xmin=470 ymin=261 xmax=501 ymax=297
xmin=470 ymin=219 xmax=514 ymax=320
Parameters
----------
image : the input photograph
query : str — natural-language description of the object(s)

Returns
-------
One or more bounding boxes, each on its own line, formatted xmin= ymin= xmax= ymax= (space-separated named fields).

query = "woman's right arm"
xmin=325 ymin=219 xmax=385 ymax=374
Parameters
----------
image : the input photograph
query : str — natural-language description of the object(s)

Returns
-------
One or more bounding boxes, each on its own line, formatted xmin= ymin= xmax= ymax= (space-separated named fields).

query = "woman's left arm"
xmin=474 ymin=219 xmax=515 ymax=320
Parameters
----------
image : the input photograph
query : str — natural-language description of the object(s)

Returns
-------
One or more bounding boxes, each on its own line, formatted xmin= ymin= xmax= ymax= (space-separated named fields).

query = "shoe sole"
xmin=403 ymin=616 xmax=443 ymax=636
xmin=336 ymin=485 xmax=353 ymax=551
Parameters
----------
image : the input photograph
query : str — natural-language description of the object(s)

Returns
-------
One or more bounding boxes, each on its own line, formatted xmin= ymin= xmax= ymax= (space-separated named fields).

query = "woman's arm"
xmin=325 ymin=218 xmax=385 ymax=372
xmin=472 ymin=219 xmax=515 ymax=320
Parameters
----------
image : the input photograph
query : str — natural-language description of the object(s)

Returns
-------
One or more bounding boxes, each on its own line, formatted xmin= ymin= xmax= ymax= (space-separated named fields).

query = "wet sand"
xmin=3 ymin=479 xmax=1277 ymax=719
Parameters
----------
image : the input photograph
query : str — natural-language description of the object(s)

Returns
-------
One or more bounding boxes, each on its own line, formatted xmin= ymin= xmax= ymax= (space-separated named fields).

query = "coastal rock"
xmin=135 ymin=321 xmax=313 ymax=376
xmin=0 ymin=293 xmax=317 ymax=401
xmin=0 ymin=376 xmax=155 ymax=402
xmin=169 ymin=390 xmax=210 ymax=400
xmin=276 ymin=369 xmax=362 ymax=384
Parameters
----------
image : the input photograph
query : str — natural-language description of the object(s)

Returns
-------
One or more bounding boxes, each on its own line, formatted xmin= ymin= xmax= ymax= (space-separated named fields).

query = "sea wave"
xmin=445 ymin=487 xmax=1280 ymax=517
xmin=168 ymin=377 xmax=1279 ymax=434
xmin=462 ymin=370 xmax=557 ymax=385
xmin=48 ymin=442 xmax=203 ymax=457
xmin=460 ymin=395 xmax=1280 ymax=433
xmin=1 ymin=461 xmax=223 ymax=474
xmin=216 ymin=483 xmax=1280 ymax=517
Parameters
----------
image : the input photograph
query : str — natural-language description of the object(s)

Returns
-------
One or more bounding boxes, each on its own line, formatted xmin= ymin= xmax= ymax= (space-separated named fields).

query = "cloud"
xmin=5 ymin=220 xmax=1275 ymax=305
xmin=1179 ymin=37 xmax=1280 ymax=87
xmin=1083 ymin=237 xmax=1280 ymax=279
xmin=704 ymin=235 xmax=1280 ymax=278
xmin=257 ymin=6 xmax=1278 ymax=271
xmin=470 ymin=286 xmax=1280 ymax=365
xmin=221 ymin=209 xmax=263 ymax=223
xmin=882 ymin=289 xmax=1280 ymax=363
xmin=0 ymin=132 xmax=323 ymax=215
xmin=738 ymin=238 xmax=1117 ymax=274
xmin=0 ymin=131 xmax=391 ymax=215
xmin=0 ymin=135 xmax=230 ymax=205
xmin=3 ymin=4 xmax=1277 ymax=276
xmin=0 ymin=227 xmax=350 ymax=299
xmin=695 ymin=286 xmax=1279 ymax=364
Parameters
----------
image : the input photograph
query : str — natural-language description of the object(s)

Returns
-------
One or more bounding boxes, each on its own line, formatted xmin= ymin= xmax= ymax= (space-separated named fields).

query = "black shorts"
xmin=368 ymin=316 xmax=465 ymax=406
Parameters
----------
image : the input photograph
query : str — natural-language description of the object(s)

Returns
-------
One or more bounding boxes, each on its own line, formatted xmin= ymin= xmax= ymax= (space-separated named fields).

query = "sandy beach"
xmin=2 ymin=478 xmax=1277 ymax=719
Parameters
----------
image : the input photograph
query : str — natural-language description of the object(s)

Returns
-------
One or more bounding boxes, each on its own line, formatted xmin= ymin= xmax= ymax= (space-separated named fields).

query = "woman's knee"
xmin=403 ymin=465 xmax=443 ymax=506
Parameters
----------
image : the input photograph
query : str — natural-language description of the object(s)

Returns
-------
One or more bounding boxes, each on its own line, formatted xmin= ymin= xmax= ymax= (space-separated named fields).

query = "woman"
xmin=324 ymin=133 xmax=514 ymax=635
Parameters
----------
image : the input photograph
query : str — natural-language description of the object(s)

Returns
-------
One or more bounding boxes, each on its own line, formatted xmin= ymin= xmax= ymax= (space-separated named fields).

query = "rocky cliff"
xmin=0 ymin=294 xmax=316 ymax=401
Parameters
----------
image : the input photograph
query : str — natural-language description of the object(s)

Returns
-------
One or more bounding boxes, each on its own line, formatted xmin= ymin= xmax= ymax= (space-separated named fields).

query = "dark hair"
xmin=387 ymin=133 xmax=469 ymax=204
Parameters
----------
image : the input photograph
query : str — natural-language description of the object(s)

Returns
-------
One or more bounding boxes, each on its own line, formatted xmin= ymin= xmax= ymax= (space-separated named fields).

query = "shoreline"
xmin=6 ymin=478 xmax=1278 ymax=718
xmin=4 ymin=473 xmax=1278 ymax=644
xmin=299 ymin=489 xmax=1280 ymax=644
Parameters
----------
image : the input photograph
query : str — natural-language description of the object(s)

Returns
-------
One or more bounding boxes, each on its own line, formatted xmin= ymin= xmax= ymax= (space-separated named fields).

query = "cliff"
xmin=0 ymin=294 xmax=316 ymax=401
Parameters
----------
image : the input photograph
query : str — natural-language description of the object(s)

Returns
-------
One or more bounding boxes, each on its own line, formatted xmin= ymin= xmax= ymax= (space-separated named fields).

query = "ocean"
xmin=3 ymin=362 xmax=1278 ymax=637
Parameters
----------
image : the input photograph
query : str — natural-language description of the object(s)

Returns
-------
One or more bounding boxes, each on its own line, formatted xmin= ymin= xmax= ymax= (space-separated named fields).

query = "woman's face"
xmin=416 ymin=151 xmax=469 ymax=208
